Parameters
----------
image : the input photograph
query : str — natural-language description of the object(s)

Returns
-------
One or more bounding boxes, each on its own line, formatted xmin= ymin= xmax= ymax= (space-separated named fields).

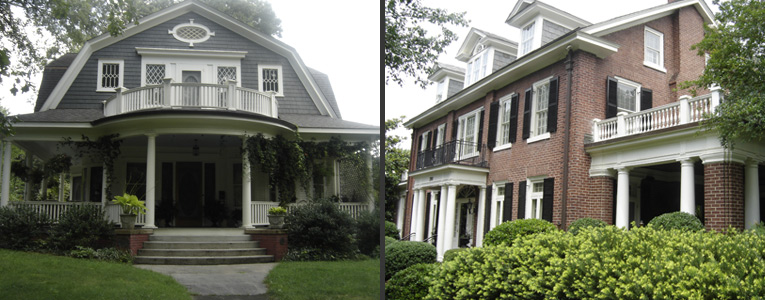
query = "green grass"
xmin=0 ymin=249 xmax=191 ymax=300
xmin=266 ymin=259 xmax=380 ymax=300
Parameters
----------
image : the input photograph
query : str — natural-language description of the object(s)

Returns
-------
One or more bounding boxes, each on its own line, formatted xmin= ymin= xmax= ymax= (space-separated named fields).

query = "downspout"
xmin=561 ymin=46 xmax=574 ymax=230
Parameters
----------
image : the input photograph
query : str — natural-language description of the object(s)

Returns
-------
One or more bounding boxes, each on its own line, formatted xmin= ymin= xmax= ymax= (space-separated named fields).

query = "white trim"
xmin=583 ymin=0 xmax=716 ymax=37
xmin=456 ymin=107 xmax=483 ymax=157
xmin=529 ymin=76 xmax=553 ymax=139
xmin=435 ymin=124 xmax=446 ymax=148
xmin=613 ymin=76 xmax=642 ymax=113
xmin=96 ymin=59 xmax=124 ymax=92
xmin=643 ymin=26 xmax=665 ymax=72
xmin=495 ymin=93 xmax=515 ymax=149
xmin=257 ymin=65 xmax=284 ymax=97
xmin=527 ymin=132 xmax=550 ymax=144
xmin=168 ymin=19 xmax=215 ymax=47
xmin=135 ymin=47 xmax=247 ymax=58
xmin=525 ymin=177 xmax=545 ymax=219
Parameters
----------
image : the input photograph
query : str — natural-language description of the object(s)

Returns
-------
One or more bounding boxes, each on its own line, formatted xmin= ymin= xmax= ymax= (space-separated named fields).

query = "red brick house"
xmin=400 ymin=0 xmax=765 ymax=260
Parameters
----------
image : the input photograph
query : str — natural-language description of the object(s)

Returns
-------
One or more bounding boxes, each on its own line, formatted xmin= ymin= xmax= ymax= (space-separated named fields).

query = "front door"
xmin=452 ymin=198 xmax=476 ymax=248
xmin=175 ymin=162 xmax=203 ymax=227
xmin=182 ymin=71 xmax=201 ymax=106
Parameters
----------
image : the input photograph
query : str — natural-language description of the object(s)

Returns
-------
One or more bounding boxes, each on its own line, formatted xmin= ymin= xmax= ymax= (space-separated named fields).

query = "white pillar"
xmin=143 ymin=134 xmax=158 ymax=229
xmin=366 ymin=146 xmax=374 ymax=212
xmin=1 ymin=141 xmax=12 ymax=206
xmin=24 ymin=154 xmax=32 ymax=201
xmin=436 ymin=185 xmax=448 ymax=261
xmin=396 ymin=194 xmax=406 ymax=233
xmin=679 ymin=158 xmax=696 ymax=215
xmin=415 ymin=189 xmax=428 ymax=241
xmin=241 ymin=138 xmax=253 ymax=228
xmin=426 ymin=191 xmax=439 ymax=241
xmin=615 ymin=168 xmax=630 ymax=228
xmin=489 ymin=185 xmax=498 ymax=229
xmin=409 ymin=189 xmax=420 ymax=240
xmin=475 ymin=186 xmax=487 ymax=247
xmin=442 ymin=185 xmax=458 ymax=256
xmin=101 ymin=164 xmax=108 ymax=205
xmin=745 ymin=160 xmax=760 ymax=229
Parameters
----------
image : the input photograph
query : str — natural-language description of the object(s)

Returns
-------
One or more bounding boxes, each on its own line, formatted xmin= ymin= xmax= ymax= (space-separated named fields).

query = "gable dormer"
xmin=455 ymin=28 xmax=518 ymax=87
xmin=506 ymin=0 xmax=590 ymax=57
xmin=428 ymin=63 xmax=464 ymax=103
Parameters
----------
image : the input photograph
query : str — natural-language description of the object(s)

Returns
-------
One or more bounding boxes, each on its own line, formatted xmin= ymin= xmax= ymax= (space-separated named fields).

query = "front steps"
xmin=134 ymin=234 xmax=274 ymax=265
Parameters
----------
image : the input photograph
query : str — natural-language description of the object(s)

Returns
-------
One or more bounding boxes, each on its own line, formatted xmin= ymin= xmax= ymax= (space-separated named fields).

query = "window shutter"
xmin=606 ymin=77 xmax=618 ymax=118
xmin=640 ymin=88 xmax=653 ymax=111
xmin=487 ymin=101 xmax=499 ymax=149
xmin=477 ymin=111 xmax=485 ymax=148
xmin=542 ymin=178 xmax=554 ymax=222
xmin=547 ymin=77 xmax=559 ymax=133
xmin=517 ymin=181 xmax=527 ymax=220
xmin=509 ymin=94 xmax=519 ymax=143
xmin=417 ymin=134 xmax=423 ymax=152
xmin=522 ymin=88 xmax=532 ymax=140
xmin=484 ymin=185 xmax=492 ymax=235
xmin=426 ymin=131 xmax=433 ymax=150
xmin=452 ymin=119 xmax=459 ymax=140
xmin=503 ymin=182 xmax=513 ymax=223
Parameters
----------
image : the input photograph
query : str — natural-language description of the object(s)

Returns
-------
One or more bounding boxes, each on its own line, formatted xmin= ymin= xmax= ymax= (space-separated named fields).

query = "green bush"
xmin=482 ymin=218 xmax=557 ymax=247
xmin=385 ymin=241 xmax=436 ymax=280
xmin=749 ymin=221 xmax=765 ymax=235
xmin=69 ymin=246 xmax=133 ymax=263
xmin=49 ymin=205 xmax=114 ymax=251
xmin=0 ymin=206 xmax=50 ymax=250
xmin=285 ymin=198 xmax=357 ymax=261
xmin=384 ymin=236 xmax=398 ymax=246
xmin=568 ymin=217 xmax=607 ymax=235
xmin=355 ymin=210 xmax=380 ymax=256
xmin=443 ymin=248 xmax=468 ymax=262
xmin=386 ymin=263 xmax=439 ymax=300
xmin=385 ymin=221 xmax=400 ymax=239
xmin=648 ymin=211 xmax=704 ymax=231
xmin=427 ymin=226 xmax=765 ymax=299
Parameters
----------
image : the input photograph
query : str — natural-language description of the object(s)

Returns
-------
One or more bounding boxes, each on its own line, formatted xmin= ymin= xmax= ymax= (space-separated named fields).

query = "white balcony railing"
xmin=592 ymin=89 xmax=721 ymax=142
xmin=103 ymin=79 xmax=278 ymax=118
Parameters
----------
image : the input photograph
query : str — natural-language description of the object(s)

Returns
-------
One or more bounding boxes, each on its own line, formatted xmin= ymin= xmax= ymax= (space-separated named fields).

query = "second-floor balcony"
xmin=415 ymin=140 xmax=488 ymax=171
xmin=103 ymin=79 xmax=278 ymax=118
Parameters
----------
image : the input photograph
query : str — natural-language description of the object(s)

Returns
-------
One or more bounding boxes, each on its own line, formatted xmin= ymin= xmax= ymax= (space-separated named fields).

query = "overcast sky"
xmin=0 ymin=0 xmax=380 ymax=127
xmin=385 ymin=0 xmax=718 ymax=150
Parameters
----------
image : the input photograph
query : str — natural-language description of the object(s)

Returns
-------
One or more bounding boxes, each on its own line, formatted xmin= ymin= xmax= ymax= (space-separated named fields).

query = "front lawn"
xmin=0 ymin=249 xmax=191 ymax=300
xmin=266 ymin=258 xmax=380 ymax=300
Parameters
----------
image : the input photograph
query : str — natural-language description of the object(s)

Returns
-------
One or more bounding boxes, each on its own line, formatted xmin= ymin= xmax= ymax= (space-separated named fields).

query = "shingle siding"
xmin=542 ymin=20 xmax=569 ymax=45
xmin=447 ymin=79 xmax=464 ymax=98
xmin=492 ymin=51 xmax=516 ymax=73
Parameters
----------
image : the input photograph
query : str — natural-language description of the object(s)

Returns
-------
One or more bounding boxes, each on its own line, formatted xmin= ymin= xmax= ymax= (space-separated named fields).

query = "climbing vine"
xmin=60 ymin=134 xmax=123 ymax=200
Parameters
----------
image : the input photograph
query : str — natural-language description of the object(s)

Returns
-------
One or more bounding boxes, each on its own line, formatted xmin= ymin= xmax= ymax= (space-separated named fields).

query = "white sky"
xmin=0 ymin=0 xmax=380 ymax=127
xmin=385 ymin=0 xmax=718 ymax=150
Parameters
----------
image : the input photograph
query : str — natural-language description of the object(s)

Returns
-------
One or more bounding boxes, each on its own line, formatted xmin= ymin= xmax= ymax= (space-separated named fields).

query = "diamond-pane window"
xmin=146 ymin=64 xmax=165 ymax=85
xmin=262 ymin=68 xmax=279 ymax=92
xmin=101 ymin=63 xmax=120 ymax=88
xmin=217 ymin=67 xmax=237 ymax=84
xmin=177 ymin=26 xmax=207 ymax=40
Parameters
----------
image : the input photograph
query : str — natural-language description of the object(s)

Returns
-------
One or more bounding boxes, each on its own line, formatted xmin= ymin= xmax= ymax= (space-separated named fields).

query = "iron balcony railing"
xmin=415 ymin=140 xmax=488 ymax=171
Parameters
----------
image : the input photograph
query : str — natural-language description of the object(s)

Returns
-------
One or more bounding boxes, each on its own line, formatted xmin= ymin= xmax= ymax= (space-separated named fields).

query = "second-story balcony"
xmin=103 ymin=79 xmax=277 ymax=118
xmin=415 ymin=140 xmax=488 ymax=171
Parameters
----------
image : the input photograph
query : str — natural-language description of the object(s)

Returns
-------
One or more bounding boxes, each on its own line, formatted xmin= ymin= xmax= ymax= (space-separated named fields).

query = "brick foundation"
xmin=114 ymin=228 xmax=153 ymax=256
xmin=704 ymin=162 xmax=745 ymax=231
xmin=245 ymin=228 xmax=288 ymax=261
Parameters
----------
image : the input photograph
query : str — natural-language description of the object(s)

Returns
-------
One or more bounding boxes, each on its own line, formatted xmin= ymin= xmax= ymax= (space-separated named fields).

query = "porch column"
xmin=366 ymin=146 xmax=374 ymax=212
xmin=143 ymin=133 xmax=158 ymax=229
xmin=615 ymin=168 xmax=630 ymax=228
xmin=241 ymin=137 xmax=253 ymax=228
xmin=435 ymin=185 xmax=448 ymax=261
xmin=408 ymin=189 xmax=420 ymax=240
xmin=489 ymin=185 xmax=498 ymax=230
xmin=679 ymin=158 xmax=696 ymax=215
xmin=101 ymin=163 xmax=108 ymax=205
xmin=415 ymin=189 xmax=428 ymax=241
xmin=475 ymin=186 xmax=487 ymax=247
xmin=1 ymin=140 xmax=11 ymax=206
xmin=396 ymin=193 xmax=406 ymax=233
xmin=442 ymin=185 xmax=458 ymax=256
xmin=24 ymin=154 xmax=32 ymax=201
xmin=745 ymin=160 xmax=760 ymax=229
xmin=426 ymin=190 xmax=439 ymax=242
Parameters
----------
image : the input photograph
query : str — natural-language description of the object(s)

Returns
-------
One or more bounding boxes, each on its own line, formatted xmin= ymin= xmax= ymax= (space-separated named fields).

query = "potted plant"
xmin=267 ymin=206 xmax=287 ymax=229
xmin=112 ymin=193 xmax=146 ymax=229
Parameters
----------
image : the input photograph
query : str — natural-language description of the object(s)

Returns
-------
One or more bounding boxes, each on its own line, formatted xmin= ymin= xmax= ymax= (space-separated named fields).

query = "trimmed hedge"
xmin=285 ymin=198 xmax=357 ymax=261
xmin=385 ymin=221 xmax=400 ymax=239
xmin=355 ymin=210 xmax=380 ymax=256
xmin=648 ymin=211 xmax=704 ymax=231
xmin=0 ymin=206 xmax=50 ymax=250
xmin=386 ymin=263 xmax=439 ymax=300
xmin=427 ymin=226 xmax=765 ymax=299
xmin=384 ymin=236 xmax=398 ymax=246
xmin=385 ymin=241 xmax=436 ymax=280
xmin=49 ymin=206 xmax=114 ymax=251
xmin=443 ymin=248 xmax=468 ymax=262
xmin=482 ymin=218 xmax=557 ymax=247
xmin=568 ymin=217 xmax=607 ymax=235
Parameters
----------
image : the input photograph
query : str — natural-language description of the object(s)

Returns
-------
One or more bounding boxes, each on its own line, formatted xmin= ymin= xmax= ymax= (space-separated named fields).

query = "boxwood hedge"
xmin=482 ymin=218 xmax=557 ymax=247
xmin=385 ymin=241 xmax=436 ymax=280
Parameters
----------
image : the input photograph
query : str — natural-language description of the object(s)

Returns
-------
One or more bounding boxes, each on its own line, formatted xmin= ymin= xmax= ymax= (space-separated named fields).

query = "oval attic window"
xmin=169 ymin=19 xmax=215 ymax=47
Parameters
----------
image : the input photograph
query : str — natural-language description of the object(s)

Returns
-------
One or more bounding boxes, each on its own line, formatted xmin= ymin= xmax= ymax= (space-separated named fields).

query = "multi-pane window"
xmin=465 ymin=49 xmax=491 ymax=85
xmin=217 ymin=66 xmax=237 ymax=84
xmin=521 ymin=22 xmax=535 ymax=55
xmin=435 ymin=124 xmax=445 ymax=148
xmin=146 ymin=64 xmax=165 ymax=85
xmin=457 ymin=108 xmax=481 ymax=157
xmin=616 ymin=79 xmax=641 ymax=113
xmin=498 ymin=95 xmax=513 ymax=146
xmin=262 ymin=68 xmax=279 ymax=92
xmin=435 ymin=79 xmax=445 ymax=103
xmin=495 ymin=186 xmax=505 ymax=226
xmin=97 ymin=59 xmax=123 ymax=91
xmin=533 ymin=81 xmax=550 ymax=136
xmin=529 ymin=181 xmax=544 ymax=219
xmin=644 ymin=27 xmax=664 ymax=70
xmin=420 ymin=131 xmax=430 ymax=152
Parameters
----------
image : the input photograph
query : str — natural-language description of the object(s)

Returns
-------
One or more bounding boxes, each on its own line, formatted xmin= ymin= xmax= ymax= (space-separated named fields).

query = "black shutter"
xmin=452 ymin=119 xmax=459 ymax=140
xmin=484 ymin=185 xmax=492 ymax=235
xmin=477 ymin=111 xmax=485 ymax=148
xmin=640 ymin=88 xmax=653 ymax=111
xmin=509 ymin=94 xmax=519 ymax=143
xmin=417 ymin=134 xmax=423 ymax=152
xmin=426 ymin=131 xmax=433 ymax=150
xmin=606 ymin=77 xmax=618 ymax=118
xmin=487 ymin=101 xmax=499 ymax=149
xmin=542 ymin=178 xmax=554 ymax=222
xmin=503 ymin=182 xmax=513 ymax=223
xmin=522 ymin=88 xmax=532 ymax=140
xmin=517 ymin=181 xmax=527 ymax=220
xmin=547 ymin=77 xmax=559 ymax=133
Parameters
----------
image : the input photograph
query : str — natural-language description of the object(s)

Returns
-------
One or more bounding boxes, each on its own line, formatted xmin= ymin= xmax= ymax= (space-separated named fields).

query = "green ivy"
xmin=60 ymin=134 xmax=122 ymax=200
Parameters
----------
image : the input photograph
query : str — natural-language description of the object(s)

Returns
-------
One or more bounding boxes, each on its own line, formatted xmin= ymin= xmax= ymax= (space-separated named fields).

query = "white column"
xmin=366 ymin=146 xmax=374 ymax=212
xmin=489 ymin=185 xmax=498 ymax=229
xmin=426 ymin=191 xmax=439 ymax=241
xmin=409 ymin=189 xmax=420 ymax=240
xmin=1 ymin=141 xmax=12 ymax=206
xmin=415 ymin=189 xmax=428 ymax=241
xmin=615 ymin=168 xmax=630 ymax=228
xmin=475 ymin=186 xmax=487 ymax=247
xmin=442 ymin=185 xmax=458 ymax=256
xmin=143 ymin=134 xmax=158 ymax=229
xmin=396 ymin=195 xmax=406 ymax=233
xmin=101 ymin=164 xmax=108 ymax=205
xmin=679 ymin=158 xmax=696 ymax=215
xmin=745 ymin=160 xmax=760 ymax=229
xmin=436 ymin=185 xmax=448 ymax=261
xmin=241 ymin=137 xmax=253 ymax=228
xmin=24 ymin=154 xmax=32 ymax=201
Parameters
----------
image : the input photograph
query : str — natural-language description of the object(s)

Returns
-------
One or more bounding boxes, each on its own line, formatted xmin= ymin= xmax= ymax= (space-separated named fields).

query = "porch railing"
xmin=415 ymin=140 xmax=488 ymax=171
xmin=248 ymin=201 xmax=370 ymax=226
xmin=103 ymin=80 xmax=278 ymax=118
xmin=592 ymin=89 xmax=721 ymax=142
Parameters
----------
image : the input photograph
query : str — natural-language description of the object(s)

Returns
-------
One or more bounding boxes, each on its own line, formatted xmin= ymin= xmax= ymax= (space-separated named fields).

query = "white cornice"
xmin=583 ymin=0 xmax=716 ymax=37
xmin=135 ymin=47 xmax=247 ymax=58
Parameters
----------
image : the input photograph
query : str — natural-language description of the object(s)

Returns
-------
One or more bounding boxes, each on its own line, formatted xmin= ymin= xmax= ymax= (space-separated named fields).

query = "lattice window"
xmin=217 ymin=66 xmax=237 ymax=84
xmin=176 ymin=26 xmax=207 ymax=40
xmin=262 ymin=68 xmax=279 ymax=92
xmin=146 ymin=64 xmax=165 ymax=85
xmin=101 ymin=63 xmax=120 ymax=88
xmin=169 ymin=19 xmax=215 ymax=47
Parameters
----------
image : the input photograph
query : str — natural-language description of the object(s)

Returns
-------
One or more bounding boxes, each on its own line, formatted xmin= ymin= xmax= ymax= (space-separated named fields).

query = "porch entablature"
xmin=409 ymin=163 xmax=489 ymax=191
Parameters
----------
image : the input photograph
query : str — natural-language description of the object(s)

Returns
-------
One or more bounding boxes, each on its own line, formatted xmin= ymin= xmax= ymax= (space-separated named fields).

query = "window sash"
xmin=499 ymin=99 xmax=512 ymax=145
xmin=262 ymin=68 xmax=280 ymax=92
xmin=146 ymin=64 xmax=165 ymax=85
xmin=616 ymin=82 xmax=637 ymax=112
xmin=101 ymin=63 xmax=120 ymax=89
xmin=644 ymin=28 xmax=663 ymax=66
xmin=217 ymin=66 xmax=237 ymax=84
xmin=533 ymin=82 xmax=549 ymax=136
xmin=521 ymin=23 xmax=535 ymax=54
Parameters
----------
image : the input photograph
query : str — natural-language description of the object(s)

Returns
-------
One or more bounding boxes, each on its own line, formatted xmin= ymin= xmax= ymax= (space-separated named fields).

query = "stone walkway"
xmin=135 ymin=263 xmax=278 ymax=299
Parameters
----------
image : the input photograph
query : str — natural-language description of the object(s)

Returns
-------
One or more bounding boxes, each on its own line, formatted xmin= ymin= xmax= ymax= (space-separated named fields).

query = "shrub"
xmin=285 ymin=198 xmax=357 ymax=260
xmin=384 ymin=236 xmax=398 ymax=247
xmin=568 ymin=217 xmax=607 ymax=235
xmin=443 ymin=248 xmax=468 ymax=262
xmin=0 ymin=206 xmax=50 ymax=250
xmin=648 ymin=211 xmax=704 ymax=231
xmin=385 ymin=221 xmax=400 ymax=239
xmin=69 ymin=246 xmax=133 ymax=263
xmin=49 ymin=205 xmax=114 ymax=251
xmin=385 ymin=241 xmax=436 ymax=280
xmin=749 ymin=221 xmax=765 ymax=235
xmin=355 ymin=210 xmax=380 ymax=256
xmin=482 ymin=218 xmax=557 ymax=247
xmin=386 ymin=263 xmax=439 ymax=300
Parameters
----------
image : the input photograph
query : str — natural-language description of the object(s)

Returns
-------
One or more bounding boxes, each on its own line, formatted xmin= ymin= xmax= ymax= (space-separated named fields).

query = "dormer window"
xmin=520 ymin=22 xmax=535 ymax=55
xmin=97 ymin=59 xmax=124 ymax=92
xmin=465 ymin=48 xmax=490 ymax=85
xmin=435 ymin=79 xmax=445 ymax=103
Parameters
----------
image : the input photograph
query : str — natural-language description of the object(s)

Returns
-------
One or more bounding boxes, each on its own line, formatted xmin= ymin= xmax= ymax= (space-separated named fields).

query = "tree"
xmin=684 ymin=0 xmax=765 ymax=148
xmin=384 ymin=0 xmax=468 ymax=88
xmin=383 ymin=116 xmax=410 ymax=221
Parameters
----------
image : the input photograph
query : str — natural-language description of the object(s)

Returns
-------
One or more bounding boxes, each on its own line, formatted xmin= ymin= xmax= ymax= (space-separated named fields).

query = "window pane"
xmin=262 ymin=68 xmax=279 ymax=92
xmin=531 ymin=199 xmax=538 ymax=219
xmin=497 ymin=186 xmax=505 ymax=196
xmin=218 ymin=66 xmax=237 ymax=84
xmin=500 ymin=100 xmax=512 ymax=145
xmin=102 ymin=63 xmax=120 ymax=88
xmin=521 ymin=23 xmax=535 ymax=54
xmin=617 ymin=82 xmax=637 ymax=112
xmin=146 ymin=64 xmax=165 ymax=85
xmin=533 ymin=182 xmax=544 ymax=193
xmin=535 ymin=83 xmax=549 ymax=135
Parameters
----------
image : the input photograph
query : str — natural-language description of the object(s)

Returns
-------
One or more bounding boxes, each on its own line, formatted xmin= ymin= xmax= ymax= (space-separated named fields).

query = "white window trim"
xmin=490 ymin=181 xmax=508 ymax=229
xmin=643 ymin=26 xmax=666 ymax=73
xmin=138 ymin=52 xmax=243 ymax=87
xmin=455 ymin=107 xmax=483 ymax=160
xmin=169 ymin=19 xmax=215 ymax=47
xmin=257 ymin=64 xmax=284 ymax=97
xmin=528 ymin=76 xmax=553 ymax=143
xmin=435 ymin=124 xmax=446 ymax=148
xmin=614 ymin=76 xmax=642 ymax=114
xmin=96 ymin=59 xmax=124 ymax=92
xmin=525 ymin=176 xmax=546 ymax=219
xmin=464 ymin=47 xmax=494 ymax=85
xmin=435 ymin=79 xmax=446 ymax=103
xmin=494 ymin=93 xmax=515 ymax=151
xmin=519 ymin=16 xmax=544 ymax=57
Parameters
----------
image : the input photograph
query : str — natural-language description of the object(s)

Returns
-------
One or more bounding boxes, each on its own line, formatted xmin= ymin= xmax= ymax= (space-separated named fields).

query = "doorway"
xmin=182 ymin=70 xmax=201 ymax=106
xmin=175 ymin=162 xmax=203 ymax=227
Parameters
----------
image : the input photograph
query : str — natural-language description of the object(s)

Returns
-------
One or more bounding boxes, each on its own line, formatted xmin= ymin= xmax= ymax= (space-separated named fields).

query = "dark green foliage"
xmin=68 ymin=246 xmax=133 ymax=263
xmin=442 ymin=247 xmax=468 ymax=262
xmin=0 ymin=206 xmax=50 ymax=250
xmin=355 ymin=210 xmax=380 ymax=256
xmin=49 ymin=205 xmax=114 ymax=251
xmin=482 ymin=218 xmax=557 ymax=247
xmin=568 ymin=217 xmax=607 ymax=235
xmin=749 ymin=221 xmax=765 ymax=235
xmin=385 ymin=241 xmax=436 ymax=280
xmin=648 ymin=211 xmax=705 ymax=231
xmin=382 ymin=117 xmax=410 ymax=221
xmin=385 ymin=236 xmax=398 ymax=246
xmin=386 ymin=263 xmax=439 ymax=300
xmin=285 ymin=198 xmax=357 ymax=261
xmin=385 ymin=221 xmax=400 ymax=239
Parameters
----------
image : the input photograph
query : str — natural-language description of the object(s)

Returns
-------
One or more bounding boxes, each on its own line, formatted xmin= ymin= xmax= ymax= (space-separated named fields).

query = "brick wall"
xmin=114 ymin=229 xmax=152 ymax=256
xmin=704 ymin=162 xmax=745 ymax=231
xmin=246 ymin=229 xmax=289 ymax=261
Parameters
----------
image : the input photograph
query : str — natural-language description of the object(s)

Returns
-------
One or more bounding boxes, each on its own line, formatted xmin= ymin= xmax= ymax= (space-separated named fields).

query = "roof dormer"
xmin=506 ymin=0 xmax=590 ymax=57
xmin=455 ymin=28 xmax=518 ymax=87
xmin=428 ymin=63 xmax=465 ymax=103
